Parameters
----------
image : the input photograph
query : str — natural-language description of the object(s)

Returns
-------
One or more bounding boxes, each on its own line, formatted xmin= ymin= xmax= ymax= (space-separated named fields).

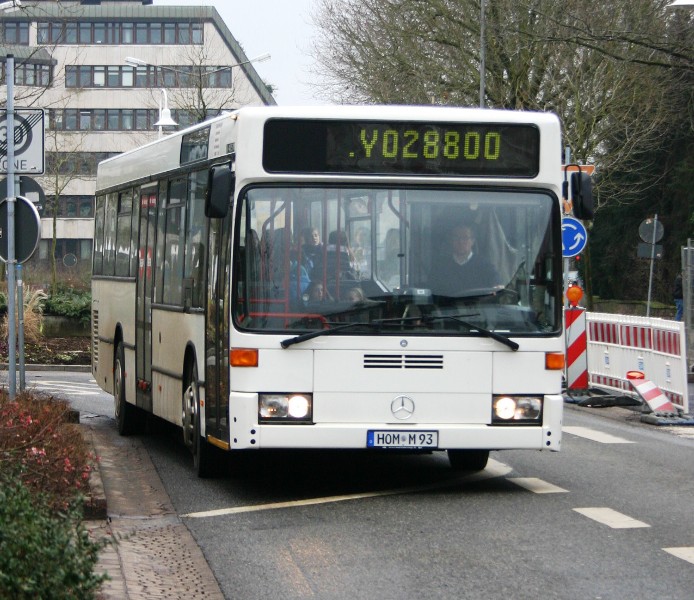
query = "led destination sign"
xmin=263 ymin=119 xmax=540 ymax=177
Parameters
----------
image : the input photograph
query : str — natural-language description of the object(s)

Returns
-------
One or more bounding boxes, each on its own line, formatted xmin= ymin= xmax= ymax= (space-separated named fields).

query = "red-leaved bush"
xmin=0 ymin=390 xmax=96 ymax=510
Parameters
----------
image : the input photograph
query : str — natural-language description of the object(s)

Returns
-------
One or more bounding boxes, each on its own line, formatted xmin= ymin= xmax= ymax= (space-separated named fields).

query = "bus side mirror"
xmin=570 ymin=172 xmax=594 ymax=220
xmin=205 ymin=163 xmax=234 ymax=218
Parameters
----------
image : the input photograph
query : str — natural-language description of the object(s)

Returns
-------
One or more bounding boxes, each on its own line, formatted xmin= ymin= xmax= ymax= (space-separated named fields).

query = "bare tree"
xmin=311 ymin=0 xmax=693 ymax=208
xmin=42 ymin=125 xmax=92 ymax=291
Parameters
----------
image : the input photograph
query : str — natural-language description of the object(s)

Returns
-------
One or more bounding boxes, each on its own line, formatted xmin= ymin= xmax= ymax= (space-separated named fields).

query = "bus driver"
xmin=430 ymin=223 xmax=501 ymax=296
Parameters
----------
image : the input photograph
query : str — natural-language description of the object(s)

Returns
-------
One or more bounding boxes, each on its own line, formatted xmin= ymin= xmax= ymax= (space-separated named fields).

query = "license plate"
xmin=367 ymin=430 xmax=439 ymax=449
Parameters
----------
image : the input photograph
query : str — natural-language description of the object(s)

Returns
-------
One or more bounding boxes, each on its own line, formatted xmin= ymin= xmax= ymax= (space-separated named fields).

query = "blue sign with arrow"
xmin=562 ymin=216 xmax=588 ymax=257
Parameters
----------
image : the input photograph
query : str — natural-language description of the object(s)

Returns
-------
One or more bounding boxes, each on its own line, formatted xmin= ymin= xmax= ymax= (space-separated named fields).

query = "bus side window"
xmin=185 ymin=170 xmax=208 ymax=308
xmin=93 ymin=194 xmax=106 ymax=275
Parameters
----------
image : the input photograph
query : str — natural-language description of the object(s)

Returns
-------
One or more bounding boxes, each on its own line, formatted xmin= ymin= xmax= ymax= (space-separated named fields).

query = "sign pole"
xmin=5 ymin=54 xmax=17 ymax=399
xmin=646 ymin=214 xmax=658 ymax=318
xmin=17 ymin=264 xmax=24 ymax=391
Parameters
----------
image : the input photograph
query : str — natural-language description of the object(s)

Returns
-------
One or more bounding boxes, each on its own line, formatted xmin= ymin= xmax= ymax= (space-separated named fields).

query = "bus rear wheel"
xmin=114 ymin=342 xmax=143 ymax=435
xmin=183 ymin=362 xmax=216 ymax=478
xmin=447 ymin=449 xmax=489 ymax=471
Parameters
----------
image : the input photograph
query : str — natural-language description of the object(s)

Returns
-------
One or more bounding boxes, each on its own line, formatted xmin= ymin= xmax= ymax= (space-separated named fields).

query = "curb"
xmin=81 ymin=419 xmax=108 ymax=520
xmin=2 ymin=363 xmax=92 ymax=372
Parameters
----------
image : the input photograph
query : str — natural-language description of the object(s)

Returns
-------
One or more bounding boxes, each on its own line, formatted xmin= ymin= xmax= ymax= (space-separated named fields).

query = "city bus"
xmin=92 ymin=105 xmax=589 ymax=477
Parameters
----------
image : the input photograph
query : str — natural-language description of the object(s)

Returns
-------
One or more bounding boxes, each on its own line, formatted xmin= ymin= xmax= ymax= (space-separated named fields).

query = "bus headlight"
xmin=492 ymin=395 xmax=542 ymax=424
xmin=259 ymin=393 xmax=313 ymax=423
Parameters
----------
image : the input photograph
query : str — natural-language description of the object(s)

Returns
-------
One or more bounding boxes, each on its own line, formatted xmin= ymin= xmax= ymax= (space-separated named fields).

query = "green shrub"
xmin=43 ymin=286 xmax=91 ymax=325
xmin=0 ymin=474 xmax=108 ymax=600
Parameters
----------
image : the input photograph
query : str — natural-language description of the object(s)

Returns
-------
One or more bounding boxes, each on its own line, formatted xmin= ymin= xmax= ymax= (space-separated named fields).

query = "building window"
xmin=2 ymin=63 xmax=53 ymax=87
xmin=46 ymin=152 xmax=119 ymax=177
xmin=2 ymin=22 xmax=29 ymax=45
xmin=36 ymin=21 xmax=204 ymax=45
xmin=65 ymin=65 xmax=232 ymax=89
xmin=40 ymin=196 xmax=95 ymax=219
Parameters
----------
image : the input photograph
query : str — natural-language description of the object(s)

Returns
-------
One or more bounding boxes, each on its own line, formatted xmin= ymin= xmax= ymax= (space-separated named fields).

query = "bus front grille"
xmin=363 ymin=354 xmax=444 ymax=369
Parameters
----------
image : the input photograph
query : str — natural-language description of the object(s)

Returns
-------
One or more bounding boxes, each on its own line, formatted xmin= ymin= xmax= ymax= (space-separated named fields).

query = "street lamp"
xmin=0 ymin=0 xmax=22 ymax=11
xmin=154 ymin=88 xmax=177 ymax=138
xmin=668 ymin=1 xmax=694 ymax=6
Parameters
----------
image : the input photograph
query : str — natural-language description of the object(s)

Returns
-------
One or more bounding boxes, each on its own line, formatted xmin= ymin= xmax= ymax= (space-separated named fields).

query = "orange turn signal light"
xmin=230 ymin=348 xmax=259 ymax=367
xmin=545 ymin=352 xmax=565 ymax=370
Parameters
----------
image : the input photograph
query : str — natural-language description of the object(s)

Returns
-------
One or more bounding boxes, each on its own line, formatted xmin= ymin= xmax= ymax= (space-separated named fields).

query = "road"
xmin=12 ymin=370 xmax=694 ymax=600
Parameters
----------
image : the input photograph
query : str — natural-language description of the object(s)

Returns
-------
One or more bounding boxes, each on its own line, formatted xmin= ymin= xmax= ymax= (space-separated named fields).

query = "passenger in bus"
xmin=303 ymin=281 xmax=333 ymax=305
xmin=325 ymin=230 xmax=358 ymax=281
xmin=430 ymin=223 xmax=501 ymax=296
xmin=352 ymin=226 xmax=372 ymax=277
xmin=300 ymin=227 xmax=323 ymax=274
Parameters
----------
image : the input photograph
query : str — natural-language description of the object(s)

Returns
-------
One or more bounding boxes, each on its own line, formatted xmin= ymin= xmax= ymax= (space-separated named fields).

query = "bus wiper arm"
xmin=424 ymin=315 xmax=519 ymax=351
xmin=281 ymin=321 xmax=382 ymax=349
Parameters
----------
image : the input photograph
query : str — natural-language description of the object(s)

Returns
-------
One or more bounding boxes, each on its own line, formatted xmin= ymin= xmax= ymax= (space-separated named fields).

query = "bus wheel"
xmin=114 ymin=341 xmax=141 ymax=435
xmin=183 ymin=362 xmax=215 ymax=478
xmin=447 ymin=449 xmax=489 ymax=471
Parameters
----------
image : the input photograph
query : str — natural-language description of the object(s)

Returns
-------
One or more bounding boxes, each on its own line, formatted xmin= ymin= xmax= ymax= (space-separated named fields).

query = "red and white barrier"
xmin=628 ymin=374 xmax=677 ymax=414
xmin=565 ymin=307 xmax=588 ymax=390
xmin=586 ymin=313 xmax=688 ymax=413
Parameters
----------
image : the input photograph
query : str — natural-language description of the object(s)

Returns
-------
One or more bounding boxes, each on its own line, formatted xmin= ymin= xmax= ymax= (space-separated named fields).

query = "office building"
xmin=0 ymin=0 xmax=275 ymax=284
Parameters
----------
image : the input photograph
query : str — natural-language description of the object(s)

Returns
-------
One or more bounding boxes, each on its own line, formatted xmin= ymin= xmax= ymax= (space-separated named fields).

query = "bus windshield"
xmin=233 ymin=186 xmax=561 ymax=336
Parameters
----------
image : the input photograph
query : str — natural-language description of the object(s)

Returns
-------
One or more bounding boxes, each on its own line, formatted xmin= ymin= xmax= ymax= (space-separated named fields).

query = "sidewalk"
xmin=83 ymin=416 xmax=225 ymax=600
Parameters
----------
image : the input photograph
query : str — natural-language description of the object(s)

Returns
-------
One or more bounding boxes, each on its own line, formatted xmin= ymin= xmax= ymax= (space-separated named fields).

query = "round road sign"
xmin=0 ymin=196 xmax=41 ymax=264
xmin=562 ymin=216 xmax=588 ymax=258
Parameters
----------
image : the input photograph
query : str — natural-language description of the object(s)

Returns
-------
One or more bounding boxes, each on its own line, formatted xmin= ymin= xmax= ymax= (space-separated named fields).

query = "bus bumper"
xmin=227 ymin=393 xmax=563 ymax=452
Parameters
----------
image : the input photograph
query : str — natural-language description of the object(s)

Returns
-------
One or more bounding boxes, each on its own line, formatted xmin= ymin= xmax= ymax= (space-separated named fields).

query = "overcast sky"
xmin=156 ymin=0 xmax=324 ymax=105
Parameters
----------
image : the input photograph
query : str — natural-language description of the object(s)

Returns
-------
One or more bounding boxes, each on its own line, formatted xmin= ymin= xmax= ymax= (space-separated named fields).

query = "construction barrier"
xmin=586 ymin=312 xmax=688 ymax=413
xmin=565 ymin=307 xmax=588 ymax=390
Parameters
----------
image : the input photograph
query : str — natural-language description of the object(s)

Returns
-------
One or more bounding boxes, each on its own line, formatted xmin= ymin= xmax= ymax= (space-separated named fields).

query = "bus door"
xmin=204 ymin=212 xmax=232 ymax=441
xmin=135 ymin=184 xmax=158 ymax=411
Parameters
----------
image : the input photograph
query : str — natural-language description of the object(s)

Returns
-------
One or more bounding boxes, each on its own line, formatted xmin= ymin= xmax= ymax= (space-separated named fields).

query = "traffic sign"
xmin=638 ymin=217 xmax=664 ymax=243
xmin=0 ymin=108 xmax=45 ymax=175
xmin=0 ymin=196 xmax=41 ymax=264
xmin=562 ymin=216 xmax=588 ymax=257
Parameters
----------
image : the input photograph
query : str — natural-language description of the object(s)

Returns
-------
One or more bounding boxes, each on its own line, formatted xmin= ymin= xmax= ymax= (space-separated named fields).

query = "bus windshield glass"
xmin=233 ymin=186 xmax=561 ymax=336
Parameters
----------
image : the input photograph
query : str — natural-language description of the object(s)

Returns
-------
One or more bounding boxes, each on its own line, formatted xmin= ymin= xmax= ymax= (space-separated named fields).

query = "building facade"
xmin=1 ymin=0 xmax=275 ymax=286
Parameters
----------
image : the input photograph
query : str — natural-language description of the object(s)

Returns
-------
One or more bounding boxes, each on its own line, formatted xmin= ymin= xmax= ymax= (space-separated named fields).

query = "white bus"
xmin=92 ymin=105 xmax=590 ymax=476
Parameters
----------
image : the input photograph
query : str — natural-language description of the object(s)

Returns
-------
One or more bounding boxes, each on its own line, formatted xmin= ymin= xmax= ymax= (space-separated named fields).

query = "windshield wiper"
xmin=422 ymin=315 xmax=519 ymax=351
xmin=280 ymin=315 xmax=518 ymax=350
xmin=281 ymin=321 xmax=384 ymax=348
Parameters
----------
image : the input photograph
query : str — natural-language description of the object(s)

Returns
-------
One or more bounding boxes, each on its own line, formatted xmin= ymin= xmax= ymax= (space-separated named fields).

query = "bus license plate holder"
xmin=367 ymin=430 xmax=439 ymax=449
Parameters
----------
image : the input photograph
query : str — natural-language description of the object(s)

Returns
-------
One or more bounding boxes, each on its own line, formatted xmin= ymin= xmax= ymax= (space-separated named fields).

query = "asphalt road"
xmin=12 ymin=370 xmax=694 ymax=600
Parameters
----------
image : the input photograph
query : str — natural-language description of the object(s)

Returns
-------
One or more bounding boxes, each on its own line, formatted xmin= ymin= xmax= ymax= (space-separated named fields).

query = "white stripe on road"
xmin=508 ymin=477 xmax=568 ymax=494
xmin=663 ymin=547 xmax=694 ymax=565
xmin=563 ymin=426 xmax=634 ymax=444
xmin=573 ymin=507 xmax=650 ymax=529
xmin=182 ymin=458 xmax=512 ymax=519
xmin=27 ymin=381 xmax=100 ymax=396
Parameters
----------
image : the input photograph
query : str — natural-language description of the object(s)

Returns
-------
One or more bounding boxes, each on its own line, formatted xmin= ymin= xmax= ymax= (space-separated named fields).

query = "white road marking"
xmin=663 ymin=547 xmax=694 ymax=565
xmin=182 ymin=458 xmax=512 ymax=518
xmin=26 ymin=381 xmax=100 ymax=396
xmin=573 ymin=507 xmax=650 ymax=529
xmin=508 ymin=477 xmax=568 ymax=494
xmin=563 ymin=426 xmax=634 ymax=444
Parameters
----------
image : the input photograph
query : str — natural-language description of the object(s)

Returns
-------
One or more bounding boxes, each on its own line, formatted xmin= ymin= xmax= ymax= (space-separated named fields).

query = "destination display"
xmin=263 ymin=119 xmax=540 ymax=177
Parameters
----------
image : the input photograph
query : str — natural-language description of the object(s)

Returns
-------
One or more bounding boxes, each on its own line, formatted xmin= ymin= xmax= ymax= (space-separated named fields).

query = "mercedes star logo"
xmin=391 ymin=395 xmax=415 ymax=420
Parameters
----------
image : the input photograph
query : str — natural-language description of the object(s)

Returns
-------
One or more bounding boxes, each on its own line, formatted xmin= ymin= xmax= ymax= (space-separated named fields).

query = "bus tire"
xmin=184 ymin=361 xmax=215 ymax=478
xmin=447 ymin=449 xmax=489 ymax=472
xmin=114 ymin=341 xmax=141 ymax=435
